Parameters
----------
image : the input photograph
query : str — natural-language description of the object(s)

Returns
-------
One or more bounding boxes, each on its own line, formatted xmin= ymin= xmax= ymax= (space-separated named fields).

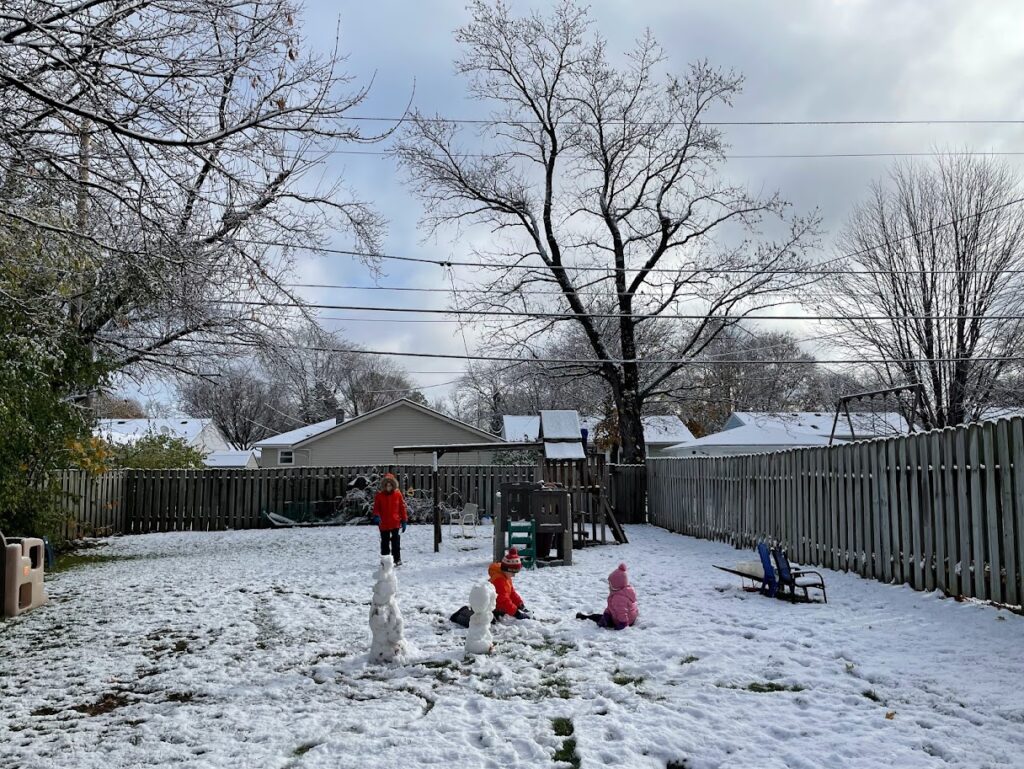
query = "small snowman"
xmin=369 ymin=555 xmax=407 ymax=662
xmin=465 ymin=581 xmax=497 ymax=656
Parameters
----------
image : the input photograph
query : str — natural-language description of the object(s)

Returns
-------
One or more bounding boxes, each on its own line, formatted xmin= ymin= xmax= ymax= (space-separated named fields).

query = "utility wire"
xmin=138 ymin=336 xmax=1022 ymax=366
xmin=344 ymin=115 xmax=1024 ymax=127
xmin=232 ymin=193 xmax=1024 ymax=275
xmin=223 ymin=299 xmax=1024 ymax=322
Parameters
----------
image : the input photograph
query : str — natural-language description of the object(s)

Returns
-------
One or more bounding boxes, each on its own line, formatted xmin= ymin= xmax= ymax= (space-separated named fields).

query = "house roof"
xmin=254 ymin=417 xmax=338 ymax=448
xmin=502 ymin=415 xmax=541 ymax=442
xmin=664 ymin=423 xmax=843 ymax=455
xmin=95 ymin=418 xmax=213 ymax=446
xmin=258 ymin=399 xmax=501 ymax=450
xmin=641 ymin=415 xmax=694 ymax=445
xmin=501 ymin=413 xmax=693 ymax=446
xmin=203 ymin=450 xmax=258 ymax=468
xmin=539 ymin=410 xmax=582 ymax=440
xmin=725 ymin=411 xmax=907 ymax=439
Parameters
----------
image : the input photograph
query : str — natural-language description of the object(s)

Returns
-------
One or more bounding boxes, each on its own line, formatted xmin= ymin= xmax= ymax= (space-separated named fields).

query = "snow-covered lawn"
xmin=2 ymin=525 xmax=1023 ymax=769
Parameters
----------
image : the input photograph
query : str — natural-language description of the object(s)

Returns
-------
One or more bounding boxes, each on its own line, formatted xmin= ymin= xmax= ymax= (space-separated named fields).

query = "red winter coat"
xmin=373 ymin=488 xmax=408 ymax=531
xmin=488 ymin=563 xmax=524 ymax=616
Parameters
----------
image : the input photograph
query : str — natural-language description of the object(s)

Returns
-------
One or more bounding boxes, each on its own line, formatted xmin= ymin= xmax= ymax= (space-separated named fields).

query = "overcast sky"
xmin=134 ymin=0 xmax=1024 ymax=410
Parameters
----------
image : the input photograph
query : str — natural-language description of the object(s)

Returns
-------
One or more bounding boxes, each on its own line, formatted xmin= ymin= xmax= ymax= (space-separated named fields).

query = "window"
xmin=278 ymin=450 xmax=294 ymax=466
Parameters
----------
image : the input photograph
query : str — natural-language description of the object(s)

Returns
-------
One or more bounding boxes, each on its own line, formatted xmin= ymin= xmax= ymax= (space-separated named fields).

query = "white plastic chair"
xmin=449 ymin=503 xmax=479 ymax=537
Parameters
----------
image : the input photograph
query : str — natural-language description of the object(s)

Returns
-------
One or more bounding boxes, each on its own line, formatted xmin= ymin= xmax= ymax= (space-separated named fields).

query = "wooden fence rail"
xmin=647 ymin=417 xmax=1024 ymax=603
xmin=54 ymin=462 xmax=643 ymax=538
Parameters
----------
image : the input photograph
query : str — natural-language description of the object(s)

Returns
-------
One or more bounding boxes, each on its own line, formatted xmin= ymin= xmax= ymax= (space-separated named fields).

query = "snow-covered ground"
xmin=2 ymin=525 xmax=1022 ymax=769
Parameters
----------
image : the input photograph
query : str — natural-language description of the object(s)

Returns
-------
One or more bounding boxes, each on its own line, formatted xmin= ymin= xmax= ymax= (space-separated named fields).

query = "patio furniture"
xmin=449 ymin=503 xmax=479 ymax=537
xmin=772 ymin=547 xmax=827 ymax=603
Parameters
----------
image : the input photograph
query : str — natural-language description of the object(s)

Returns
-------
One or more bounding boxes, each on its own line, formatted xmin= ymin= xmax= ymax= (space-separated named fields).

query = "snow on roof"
xmin=642 ymin=415 xmax=694 ymax=445
xmin=725 ymin=411 xmax=907 ymax=439
xmin=203 ymin=450 xmax=257 ymax=468
xmin=254 ymin=417 xmax=338 ymax=448
xmin=544 ymin=442 xmax=587 ymax=460
xmin=980 ymin=408 xmax=1024 ymax=422
xmin=504 ymin=413 xmax=693 ymax=446
xmin=502 ymin=415 xmax=540 ymax=442
xmin=539 ymin=410 xmax=582 ymax=440
xmin=95 ymin=418 xmax=212 ymax=446
xmin=664 ymin=423 xmax=843 ymax=455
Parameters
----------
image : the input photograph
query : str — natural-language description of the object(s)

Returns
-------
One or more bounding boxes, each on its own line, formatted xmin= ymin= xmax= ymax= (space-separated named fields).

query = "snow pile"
xmin=368 ymin=555 xmax=406 ymax=662
xmin=465 ymin=581 xmax=496 ymax=655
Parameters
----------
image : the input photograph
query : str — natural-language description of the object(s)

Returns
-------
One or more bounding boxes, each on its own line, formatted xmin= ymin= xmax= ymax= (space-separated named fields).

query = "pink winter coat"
xmin=605 ymin=563 xmax=639 ymax=628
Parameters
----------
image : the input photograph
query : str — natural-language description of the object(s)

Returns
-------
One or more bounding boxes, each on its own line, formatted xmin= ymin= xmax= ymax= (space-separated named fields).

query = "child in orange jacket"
xmin=489 ymin=548 xmax=531 ymax=619
xmin=372 ymin=473 xmax=408 ymax=566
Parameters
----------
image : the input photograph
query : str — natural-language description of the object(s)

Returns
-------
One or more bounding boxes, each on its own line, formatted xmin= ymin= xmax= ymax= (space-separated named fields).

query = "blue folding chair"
xmin=772 ymin=547 xmax=827 ymax=603
xmin=756 ymin=542 xmax=779 ymax=598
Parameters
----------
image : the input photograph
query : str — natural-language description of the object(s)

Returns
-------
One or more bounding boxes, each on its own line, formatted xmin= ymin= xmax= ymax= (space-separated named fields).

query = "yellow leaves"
xmin=67 ymin=435 xmax=112 ymax=474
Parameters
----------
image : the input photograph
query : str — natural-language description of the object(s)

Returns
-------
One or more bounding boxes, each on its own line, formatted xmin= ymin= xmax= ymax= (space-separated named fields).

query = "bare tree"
xmin=179 ymin=366 xmax=291 ymax=449
xmin=395 ymin=1 xmax=817 ymax=461
xmin=258 ymin=323 xmax=424 ymax=423
xmin=808 ymin=154 xmax=1024 ymax=428
xmin=0 ymin=1 xmax=384 ymax=379
xmin=91 ymin=391 xmax=146 ymax=419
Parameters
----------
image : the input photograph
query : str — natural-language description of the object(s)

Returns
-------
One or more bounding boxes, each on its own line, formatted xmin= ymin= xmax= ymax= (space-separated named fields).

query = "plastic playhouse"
xmin=1 ymin=533 xmax=48 ymax=618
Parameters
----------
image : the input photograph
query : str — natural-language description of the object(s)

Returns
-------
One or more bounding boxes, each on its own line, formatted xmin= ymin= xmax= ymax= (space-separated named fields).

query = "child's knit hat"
xmin=608 ymin=563 xmax=630 ymax=591
xmin=501 ymin=547 xmax=522 ymax=573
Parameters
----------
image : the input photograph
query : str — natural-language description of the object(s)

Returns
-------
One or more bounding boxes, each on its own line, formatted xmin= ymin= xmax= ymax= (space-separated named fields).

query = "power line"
xmin=233 ymin=193 xmax=1024 ymax=275
xmin=144 ymin=336 xmax=1023 ymax=366
xmin=275 ymin=148 xmax=1024 ymax=160
xmin=345 ymin=114 xmax=1024 ymax=127
xmin=224 ymin=299 xmax=1024 ymax=322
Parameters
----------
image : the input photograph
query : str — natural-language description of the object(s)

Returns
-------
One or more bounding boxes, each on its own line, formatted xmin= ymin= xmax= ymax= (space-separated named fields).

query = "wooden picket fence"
xmin=647 ymin=416 xmax=1024 ymax=603
xmin=53 ymin=460 xmax=642 ymax=539
xmin=120 ymin=465 xmax=538 ymax=533
xmin=609 ymin=464 xmax=647 ymax=524
xmin=54 ymin=469 xmax=128 ymax=540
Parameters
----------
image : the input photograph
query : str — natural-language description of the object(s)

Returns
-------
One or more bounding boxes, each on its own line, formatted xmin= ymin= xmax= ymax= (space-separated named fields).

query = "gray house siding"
xmin=258 ymin=402 xmax=499 ymax=467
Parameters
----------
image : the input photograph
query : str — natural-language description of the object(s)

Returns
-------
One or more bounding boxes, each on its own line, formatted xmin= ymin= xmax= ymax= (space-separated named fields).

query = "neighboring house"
xmin=255 ymin=398 xmax=503 ymax=467
xmin=203 ymin=450 xmax=260 ymax=469
xmin=501 ymin=414 xmax=693 ymax=458
xmin=724 ymin=411 xmax=908 ymax=442
xmin=664 ymin=411 xmax=908 ymax=457
xmin=95 ymin=418 xmax=231 ymax=455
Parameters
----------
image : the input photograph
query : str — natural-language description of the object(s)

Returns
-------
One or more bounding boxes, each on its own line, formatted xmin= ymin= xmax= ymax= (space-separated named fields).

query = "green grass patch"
xmin=553 ymin=737 xmax=581 ymax=768
xmin=745 ymin=681 xmax=805 ymax=694
xmin=292 ymin=742 xmax=320 ymax=757
xmin=612 ymin=671 xmax=645 ymax=686
xmin=540 ymin=675 xmax=572 ymax=699
xmin=52 ymin=552 xmax=135 ymax=572
xmin=420 ymin=659 xmax=456 ymax=670
xmin=552 ymin=717 xmax=574 ymax=737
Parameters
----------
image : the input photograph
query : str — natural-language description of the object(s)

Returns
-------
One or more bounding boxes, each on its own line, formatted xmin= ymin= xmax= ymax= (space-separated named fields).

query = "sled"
xmin=713 ymin=543 xmax=779 ymax=597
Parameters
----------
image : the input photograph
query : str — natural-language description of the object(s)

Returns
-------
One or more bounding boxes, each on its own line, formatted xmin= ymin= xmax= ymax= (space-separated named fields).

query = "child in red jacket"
xmin=489 ymin=548 xmax=531 ymax=619
xmin=372 ymin=473 xmax=408 ymax=566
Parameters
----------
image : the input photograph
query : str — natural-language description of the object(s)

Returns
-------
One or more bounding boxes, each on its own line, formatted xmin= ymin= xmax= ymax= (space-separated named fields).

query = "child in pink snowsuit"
xmin=576 ymin=563 xmax=639 ymax=630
